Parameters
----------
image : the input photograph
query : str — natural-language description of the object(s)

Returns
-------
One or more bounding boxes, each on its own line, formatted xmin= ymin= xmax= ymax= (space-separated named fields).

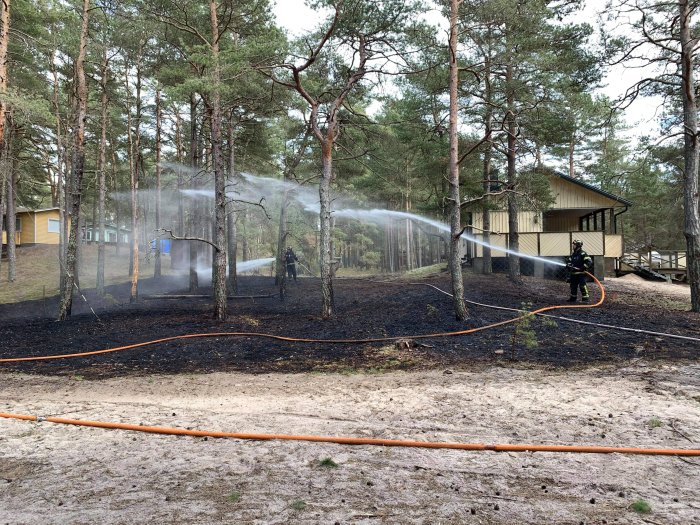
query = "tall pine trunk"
xmin=319 ymin=142 xmax=334 ymax=319
xmin=448 ymin=0 xmax=467 ymax=320
xmin=96 ymin=48 xmax=108 ymax=295
xmin=0 ymin=0 xmax=9 ymax=278
xmin=209 ymin=0 xmax=227 ymax=319
xmin=188 ymin=95 xmax=199 ymax=292
xmin=50 ymin=50 xmax=67 ymax=290
xmin=680 ymin=0 xmax=700 ymax=311
xmin=226 ymin=110 xmax=237 ymax=293
xmin=129 ymin=51 xmax=144 ymax=303
xmin=5 ymin=129 xmax=15 ymax=282
xmin=0 ymin=142 xmax=5 ymax=277
xmin=481 ymin=44 xmax=493 ymax=274
xmin=58 ymin=0 xmax=89 ymax=320
xmin=0 ymin=0 xmax=9 ymax=192
xmin=276 ymin=193 xmax=289 ymax=286
xmin=154 ymin=88 xmax=162 ymax=279
xmin=505 ymin=61 xmax=521 ymax=282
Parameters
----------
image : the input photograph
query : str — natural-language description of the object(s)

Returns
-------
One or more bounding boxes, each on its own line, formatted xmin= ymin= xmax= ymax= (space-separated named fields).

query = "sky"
xmin=270 ymin=0 xmax=664 ymax=140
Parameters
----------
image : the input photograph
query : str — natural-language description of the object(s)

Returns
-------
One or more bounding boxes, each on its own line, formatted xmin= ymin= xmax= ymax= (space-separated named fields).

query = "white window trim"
xmin=48 ymin=218 xmax=60 ymax=234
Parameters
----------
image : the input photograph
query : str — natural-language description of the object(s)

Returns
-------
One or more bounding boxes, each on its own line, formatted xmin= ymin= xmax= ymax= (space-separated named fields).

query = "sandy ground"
xmin=2 ymin=361 xmax=700 ymax=525
xmin=609 ymin=274 xmax=691 ymax=301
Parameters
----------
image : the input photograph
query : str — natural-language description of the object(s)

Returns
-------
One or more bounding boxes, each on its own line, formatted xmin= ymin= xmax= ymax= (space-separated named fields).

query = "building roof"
xmin=84 ymin=222 xmax=131 ymax=232
xmin=16 ymin=207 xmax=60 ymax=214
xmin=553 ymin=172 xmax=633 ymax=207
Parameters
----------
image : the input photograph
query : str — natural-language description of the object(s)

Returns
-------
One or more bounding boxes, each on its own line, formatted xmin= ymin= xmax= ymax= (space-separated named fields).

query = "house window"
xmin=2 ymin=217 xmax=21 ymax=231
xmin=48 ymin=218 xmax=60 ymax=233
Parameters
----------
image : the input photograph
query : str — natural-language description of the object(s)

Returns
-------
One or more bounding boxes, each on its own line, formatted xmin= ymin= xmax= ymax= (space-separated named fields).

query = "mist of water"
xmin=195 ymin=257 xmax=276 ymax=284
xmin=235 ymin=174 xmax=566 ymax=267
xmin=336 ymin=208 xmax=566 ymax=268
xmin=237 ymin=257 xmax=276 ymax=273
xmin=123 ymin=165 xmax=565 ymax=270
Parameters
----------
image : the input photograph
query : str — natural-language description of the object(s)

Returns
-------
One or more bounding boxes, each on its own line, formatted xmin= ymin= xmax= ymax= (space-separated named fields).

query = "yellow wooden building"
xmin=2 ymin=207 xmax=61 ymax=246
xmin=463 ymin=172 xmax=632 ymax=278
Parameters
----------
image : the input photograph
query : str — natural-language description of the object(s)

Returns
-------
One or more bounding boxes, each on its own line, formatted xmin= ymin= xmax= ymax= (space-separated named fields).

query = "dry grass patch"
xmin=0 ymin=244 xmax=180 ymax=304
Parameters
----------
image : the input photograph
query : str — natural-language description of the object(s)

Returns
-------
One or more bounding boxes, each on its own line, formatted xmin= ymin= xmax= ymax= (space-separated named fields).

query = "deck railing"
xmin=469 ymin=231 xmax=623 ymax=258
xmin=621 ymin=251 xmax=687 ymax=271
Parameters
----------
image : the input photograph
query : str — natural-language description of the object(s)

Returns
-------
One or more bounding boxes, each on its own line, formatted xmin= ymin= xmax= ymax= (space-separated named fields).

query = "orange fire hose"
xmin=0 ymin=272 xmax=605 ymax=363
xmin=2 ymin=274 xmax=699 ymax=457
xmin=0 ymin=412 xmax=698 ymax=456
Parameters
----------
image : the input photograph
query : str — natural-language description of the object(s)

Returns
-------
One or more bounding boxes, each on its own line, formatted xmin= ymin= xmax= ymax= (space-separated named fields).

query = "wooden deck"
xmin=618 ymin=251 xmax=687 ymax=282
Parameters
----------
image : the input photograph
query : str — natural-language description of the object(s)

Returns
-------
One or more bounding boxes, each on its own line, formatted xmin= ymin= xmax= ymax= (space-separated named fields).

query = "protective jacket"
xmin=567 ymin=247 xmax=592 ymax=302
xmin=569 ymin=248 xmax=592 ymax=273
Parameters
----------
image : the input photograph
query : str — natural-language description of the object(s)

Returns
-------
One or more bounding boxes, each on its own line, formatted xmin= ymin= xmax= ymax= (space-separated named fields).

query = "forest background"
xmin=0 ymin=0 xmax=698 ymax=319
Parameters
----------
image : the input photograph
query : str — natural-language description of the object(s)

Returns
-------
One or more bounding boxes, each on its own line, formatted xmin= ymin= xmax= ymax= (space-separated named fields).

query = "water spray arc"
xmin=235 ymin=257 xmax=275 ymax=273
xmin=334 ymin=208 xmax=566 ymax=268
xmin=183 ymin=172 xmax=567 ymax=272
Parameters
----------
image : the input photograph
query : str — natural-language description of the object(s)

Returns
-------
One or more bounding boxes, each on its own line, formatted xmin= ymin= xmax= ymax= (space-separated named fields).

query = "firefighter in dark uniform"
xmin=566 ymin=239 xmax=593 ymax=302
xmin=284 ymin=247 xmax=298 ymax=282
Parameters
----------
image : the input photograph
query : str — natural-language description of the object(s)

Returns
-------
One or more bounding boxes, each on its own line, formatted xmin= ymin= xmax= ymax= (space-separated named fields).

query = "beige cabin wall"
xmin=20 ymin=213 xmax=36 ymax=243
xmin=549 ymin=176 xmax=619 ymax=209
xmin=32 ymin=211 xmax=61 ymax=245
xmin=2 ymin=231 xmax=21 ymax=245
xmin=542 ymin=211 xmax=581 ymax=232
xmin=470 ymin=210 xmax=542 ymax=234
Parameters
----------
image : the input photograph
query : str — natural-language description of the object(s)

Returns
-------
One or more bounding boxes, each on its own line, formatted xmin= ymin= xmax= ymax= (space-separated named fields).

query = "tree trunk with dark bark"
xmin=129 ymin=51 xmax=144 ymax=303
xmin=482 ymin=44 xmax=493 ymax=275
xmin=680 ymin=0 xmax=700 ymax=311
xmin=58 ymin=0 xmax=89 ymax=320
xmin=275 ymin=192 xmax=289 ymax=287
xmin=0 ymin=0 xmax=9 ymax=279
xmin=319 ymin=141 xmax=334 ymax=319
xmin=448 ymin=0 xmax=467 ymax=320
xmin=226 ymin=110 xmax=237 ymax=294
xmin=188 ymin=95 xmax=199 ymax=293
xmin=5 ymin=139 xmax=15 ymax=282
xmin=209 ymin=0 xmax=228 ymax=320
xmin=154 ymin=88 xmax=162 ymax=279
xmin=505 ymin=61 xmax=521 ymax=283
xmin=96 ymin=48 xmax=108 ymax=295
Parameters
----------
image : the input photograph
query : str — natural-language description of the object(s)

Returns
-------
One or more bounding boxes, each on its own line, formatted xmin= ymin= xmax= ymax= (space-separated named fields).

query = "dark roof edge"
xmin=553 ymin=171 xmax=633 ymax=207
xmin=16 ymin=207 xmax=60 ymax=213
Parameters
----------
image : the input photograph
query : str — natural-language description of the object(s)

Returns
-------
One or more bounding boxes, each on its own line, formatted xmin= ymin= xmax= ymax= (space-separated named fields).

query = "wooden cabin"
xmin=463 ymin=172 xmax=632 ymax=279
xmin=83 ymin=223 xmax=130 ymax=244
xmin=2 ymin=209 xmax=133 ymax=250
xmin=2 ymin=207 xmax=61 ymax=246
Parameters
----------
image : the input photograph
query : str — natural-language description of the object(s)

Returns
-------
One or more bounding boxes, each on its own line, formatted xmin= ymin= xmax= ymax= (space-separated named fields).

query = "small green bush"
xmin=648 ymin=417 xmax=663 ymax=429
xmin=319 ymin=457 xmax=338 ymax=468
xmin=631 ymin=499 xmax=651 ymax=513
xmin=291 ymin=500 xmax=307 ymax=511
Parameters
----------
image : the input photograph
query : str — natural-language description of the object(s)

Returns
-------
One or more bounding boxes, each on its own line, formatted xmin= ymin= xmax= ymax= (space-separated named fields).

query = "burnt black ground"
xmin=0 ymin=271 xmax=697 ymax=378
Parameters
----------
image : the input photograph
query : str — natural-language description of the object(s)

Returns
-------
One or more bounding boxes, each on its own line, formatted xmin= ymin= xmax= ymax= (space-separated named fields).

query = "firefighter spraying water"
xmin=566 ymin=239 xmax=593 ymax=302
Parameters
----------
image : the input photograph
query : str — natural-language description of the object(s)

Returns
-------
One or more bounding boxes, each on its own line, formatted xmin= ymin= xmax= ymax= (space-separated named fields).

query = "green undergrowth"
xmin=400 ymin=263 xmax=446 ymax=279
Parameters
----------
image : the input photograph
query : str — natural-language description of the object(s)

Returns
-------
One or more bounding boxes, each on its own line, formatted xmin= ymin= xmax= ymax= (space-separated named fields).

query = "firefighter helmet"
xmin=572 ymin=239 xmax=583 ymax=248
